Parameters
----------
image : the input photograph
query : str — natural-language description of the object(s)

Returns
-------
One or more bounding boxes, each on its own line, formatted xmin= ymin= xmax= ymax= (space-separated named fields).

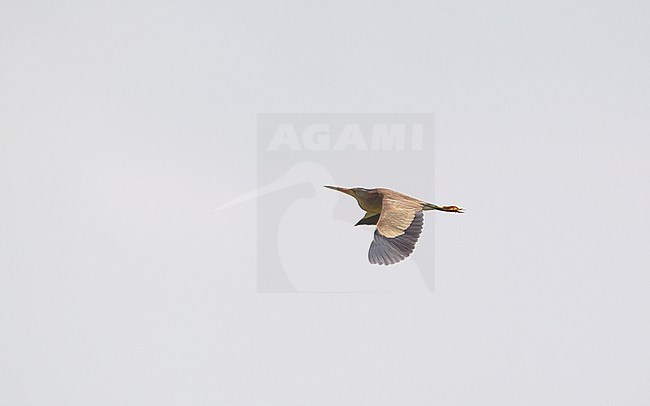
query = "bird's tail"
xmin=423 ymin=203 xmax=464 ymax=213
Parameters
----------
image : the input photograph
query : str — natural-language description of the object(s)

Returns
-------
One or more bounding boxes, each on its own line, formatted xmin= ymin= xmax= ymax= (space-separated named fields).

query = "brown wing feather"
xmin=376 ymin=195 xmax=423 ymax=238
xmin=369 ymin=193 xmax=426 ymax=265
xmin=369 ymin=211 xmax=424 ymax=265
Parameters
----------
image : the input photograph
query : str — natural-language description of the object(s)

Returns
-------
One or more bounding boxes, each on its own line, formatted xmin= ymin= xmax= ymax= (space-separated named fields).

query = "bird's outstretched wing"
xmin=368 ymin=197 xmax=424 ymax=265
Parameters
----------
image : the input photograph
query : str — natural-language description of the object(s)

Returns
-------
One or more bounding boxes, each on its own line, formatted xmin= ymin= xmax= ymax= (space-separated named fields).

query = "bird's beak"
xmin=324 ymin=185 xmax=354 ymax=196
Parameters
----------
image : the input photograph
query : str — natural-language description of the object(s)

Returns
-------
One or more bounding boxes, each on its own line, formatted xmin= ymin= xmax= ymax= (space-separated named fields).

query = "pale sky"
xmin=1 ymin=1 xmax=649 ymax=404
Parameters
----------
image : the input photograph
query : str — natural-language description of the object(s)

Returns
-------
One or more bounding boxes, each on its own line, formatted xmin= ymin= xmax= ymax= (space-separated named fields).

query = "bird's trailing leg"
xmin=439 ymin=205 xmax=464 ymax=213
xmin=422 ymin=203 xmax=464 ymax=213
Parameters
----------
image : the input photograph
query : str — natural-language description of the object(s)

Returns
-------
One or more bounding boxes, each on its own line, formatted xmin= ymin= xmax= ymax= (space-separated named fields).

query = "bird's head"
xmin=324 ymin=185 xmax=371 ymax=197
xmin=324 ymin=185 xmax=381 ymax=205
xmin=324 ymin=185 xmax=353 ymax=196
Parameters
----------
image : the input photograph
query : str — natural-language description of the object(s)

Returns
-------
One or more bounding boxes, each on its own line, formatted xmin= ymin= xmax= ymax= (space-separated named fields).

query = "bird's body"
xmin=325 ymin=186 xmax=463 ymax=265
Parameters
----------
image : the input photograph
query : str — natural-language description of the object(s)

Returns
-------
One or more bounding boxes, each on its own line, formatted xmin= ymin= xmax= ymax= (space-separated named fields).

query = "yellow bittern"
xmin=325 ymin=186 xmax=463 ymax=265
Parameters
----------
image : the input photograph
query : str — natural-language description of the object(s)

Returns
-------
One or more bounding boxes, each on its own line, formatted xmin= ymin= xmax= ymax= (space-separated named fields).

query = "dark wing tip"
xmin=368 ymin=211 xmax=424 ymax=266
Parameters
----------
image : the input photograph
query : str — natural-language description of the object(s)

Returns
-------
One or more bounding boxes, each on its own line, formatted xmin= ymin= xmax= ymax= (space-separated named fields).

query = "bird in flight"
xmin=324 ymin=186 xmax=463 ymax=266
